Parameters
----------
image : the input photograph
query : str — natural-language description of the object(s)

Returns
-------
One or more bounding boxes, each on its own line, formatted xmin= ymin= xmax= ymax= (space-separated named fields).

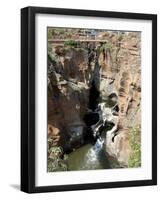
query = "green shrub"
xmin=100 ymin=42 xmax=113 ymax=52
xmin=47 ymin=139 xmax=68 ymax=172
xmin=64 ymin=40 xmax=80 ymax=48
xmin=56 ymin=28 xmax=65 ymax=35
xmin=48 ymin=30 xmax=53 ymax=39
xmin=48 ymin=51 xmax=58 ymax=64
xmin=117 ymin=33 xmax=124 ymax=41
xmin=128 ymin=127 xmax=141 ymax=168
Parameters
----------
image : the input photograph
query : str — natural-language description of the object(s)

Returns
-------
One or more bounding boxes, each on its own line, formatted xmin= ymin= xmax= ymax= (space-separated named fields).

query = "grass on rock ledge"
xmin=128 ymin=127 xmax=141 ymax=168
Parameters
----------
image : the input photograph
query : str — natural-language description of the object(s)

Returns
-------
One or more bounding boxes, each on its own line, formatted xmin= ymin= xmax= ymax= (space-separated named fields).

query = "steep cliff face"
xmin=97 ymin=32 xmax=141 ymax=167
xmin=48 ymin=31 xmax=141 ymax=168
xmin=48 ymin=46 xmax=96 ymax=151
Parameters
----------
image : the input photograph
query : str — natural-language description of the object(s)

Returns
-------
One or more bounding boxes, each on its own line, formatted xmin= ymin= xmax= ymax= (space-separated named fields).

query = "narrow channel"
xmin=66 ymin=76 xmax=117 ymax=170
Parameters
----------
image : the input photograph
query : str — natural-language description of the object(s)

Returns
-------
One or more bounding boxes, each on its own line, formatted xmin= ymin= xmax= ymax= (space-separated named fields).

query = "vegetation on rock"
xmin=47 ymin=138 xmax=68 ymax=172
xmin=128 ymin=127 xmax=141 ymax=168
xmin=48 ymin=52 xmax=58 ymax=64
xmin=64 ymin=40 xmax=81 ymax=48
xmin=100 ymin=42 xmax=113 ymax=52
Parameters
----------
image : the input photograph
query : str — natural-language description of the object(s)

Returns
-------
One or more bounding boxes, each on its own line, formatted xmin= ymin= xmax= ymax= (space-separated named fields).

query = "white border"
xmin=35 ymin=14 xmax=152 ymax=186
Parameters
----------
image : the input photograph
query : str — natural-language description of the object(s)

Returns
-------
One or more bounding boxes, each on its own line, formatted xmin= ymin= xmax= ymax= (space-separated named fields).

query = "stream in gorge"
xmin=66 ymin=124 xmax=119 ymax=170
xmin=67 ymin=139 xmax=111 ymax=171
xmin=48 ymin=43 xmax=120 ymax=171
xmin=65 ymin=78 xmax=119 ymax=171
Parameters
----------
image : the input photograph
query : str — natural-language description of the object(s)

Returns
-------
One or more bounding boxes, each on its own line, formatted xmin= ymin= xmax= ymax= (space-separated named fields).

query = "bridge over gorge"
xmin=48 ymin=39 xmax=108 ymax=43
xmin=48 ymin=39 xmax=109 ymax=47
xmin=48 ymin=39 xmax=109 ymax=43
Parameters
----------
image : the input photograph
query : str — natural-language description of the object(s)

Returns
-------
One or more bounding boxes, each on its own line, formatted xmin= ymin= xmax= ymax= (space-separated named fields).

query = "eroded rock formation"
xmin=48 ymin=46 xmax=97 ymax=151
xmin=48 ymin=30 xmax=141 ymax=168
xmin=97 ymin=32 xmax=141 ymax=167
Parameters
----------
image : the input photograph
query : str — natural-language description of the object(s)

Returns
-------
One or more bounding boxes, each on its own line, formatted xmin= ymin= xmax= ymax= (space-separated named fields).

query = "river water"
xmin=67 ymin=139 xmax=113 ymax=171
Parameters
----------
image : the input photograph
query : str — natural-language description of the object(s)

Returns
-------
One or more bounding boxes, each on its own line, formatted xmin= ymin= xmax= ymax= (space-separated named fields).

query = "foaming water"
xmin=67 ymin=138 xmax=110 ymax=171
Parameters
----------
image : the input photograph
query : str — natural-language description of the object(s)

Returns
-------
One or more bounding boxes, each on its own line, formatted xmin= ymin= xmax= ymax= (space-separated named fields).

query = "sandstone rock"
xmin=48 ymin=30 xmax=141 ymax=167
xmin=97 ymin=32 xmax=141 ymax=166
xmin=48 ymin=124 xmax=62 ymax=146
xmin=106 ymin=129 xmax=131 ymax=167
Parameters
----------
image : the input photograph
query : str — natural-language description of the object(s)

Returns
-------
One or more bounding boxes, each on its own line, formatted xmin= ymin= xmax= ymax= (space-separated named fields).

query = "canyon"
xmin=47 ymin=29 xmax=141 ymax=171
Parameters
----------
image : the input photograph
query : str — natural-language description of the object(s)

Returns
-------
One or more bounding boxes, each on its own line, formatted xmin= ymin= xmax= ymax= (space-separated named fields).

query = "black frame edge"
xmin=152 ymin=14 xmax=157 ymax=185
xmin=21 ymin=7 xmax=35 ymax=193
xmin=21 ymin=7 xmax=29 ymax=193
xmin=32 ymin=180 xmax=155 ymax=193
xmin=24 ymin=6 xmax=157 ymax=20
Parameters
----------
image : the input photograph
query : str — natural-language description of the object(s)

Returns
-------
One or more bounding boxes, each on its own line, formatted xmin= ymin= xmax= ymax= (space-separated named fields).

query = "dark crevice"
xmin=88 ymin=80 xmax=100 ymax=111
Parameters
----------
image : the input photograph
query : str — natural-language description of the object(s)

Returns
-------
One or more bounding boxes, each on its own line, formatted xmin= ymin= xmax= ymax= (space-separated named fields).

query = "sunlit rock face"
xmin=48 ymin=31 xmax=141 ymax=167
xmin=97 ymin=32 xmax=141 ymax=167
xmin=48 ymin=124 xmax=62 ymax=147
xmin=106 ymin=129 xmax=132 ymax=167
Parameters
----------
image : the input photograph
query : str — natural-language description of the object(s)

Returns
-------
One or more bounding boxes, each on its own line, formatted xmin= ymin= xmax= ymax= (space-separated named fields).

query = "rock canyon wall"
xmin=47 ymin=29 xmax=141 ymax=169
